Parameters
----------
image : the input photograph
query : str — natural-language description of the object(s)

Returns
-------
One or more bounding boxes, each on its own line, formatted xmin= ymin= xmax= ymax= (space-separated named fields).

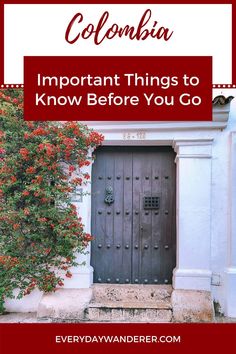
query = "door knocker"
xmin=104 ymin=186 xmax=114 ymax=205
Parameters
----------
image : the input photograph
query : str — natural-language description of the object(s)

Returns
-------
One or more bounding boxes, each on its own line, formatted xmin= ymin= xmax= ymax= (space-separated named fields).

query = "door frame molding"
xmin=63 ymin=130 xmax=214 ymax=292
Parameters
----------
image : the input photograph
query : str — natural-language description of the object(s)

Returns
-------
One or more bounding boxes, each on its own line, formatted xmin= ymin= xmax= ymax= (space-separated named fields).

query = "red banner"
xmin=0 ymin=323 xmax=235 ymax=354
xmin=24 ymin=56 xmax=212 ymax=121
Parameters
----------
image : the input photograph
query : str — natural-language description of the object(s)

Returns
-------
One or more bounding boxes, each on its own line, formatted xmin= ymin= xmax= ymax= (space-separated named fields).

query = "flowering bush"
xmin=0 ymin=89 xmax=103 ymax=313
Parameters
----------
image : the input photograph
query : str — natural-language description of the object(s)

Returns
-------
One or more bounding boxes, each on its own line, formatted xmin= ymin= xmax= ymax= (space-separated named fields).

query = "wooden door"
xmin=91 ymin=146 xmax=176 ymax=284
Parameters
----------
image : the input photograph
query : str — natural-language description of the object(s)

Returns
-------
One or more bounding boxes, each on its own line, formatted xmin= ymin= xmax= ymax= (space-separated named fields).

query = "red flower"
xmin=71 ymin=177 xmax=82 ymax=185
xmin=26 ymin=122 xmax=34 ymax=129
xmin=38 ymin=217 xmax=47 ymax=222
xmin=13 ymin=223 xmax=20 ymax=230
xmin=86 ymin=131 xmax=104 ymax=145
xmin=36 ymin=175 xmax=43 ymax=183
xmin=22 ymin=191 xmax=30 ymax=196
xmin=37 ymin=142 xmax=55 ymax=157
xmin=78 ymin=160 xmax=91 ymax=168
xmin=23 ymin=208 xmax=30 ymax=216
xmin=0 ymin=110 xmax=6 ymax=116
xmin=37 ymin=143 xmax=45 ymax=152
xmin=62 ymin=137 xmax=75 ymax=147
xmin=31 ymin=177 xmax=41 ymax=184
xmin=69 ymin=165 xmax=76 ymax=173
xmin=31 ymin=127 xmax=47 ymax=136
xmin=11 ymin=176 xmax=17 ymax=183
xmin=84 ymin=233 xmax=94 ymax=241
xmin=26 ymin=166 xmax=36 ymax=174
xmin=65 ymin=271 xmax=72 ymax=278
xmin=19 ymin=148 xmax=29 ymax=160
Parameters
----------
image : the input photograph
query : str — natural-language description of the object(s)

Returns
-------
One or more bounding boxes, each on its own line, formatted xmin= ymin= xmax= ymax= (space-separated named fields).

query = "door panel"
xmin=91 ymin=146 xmax=176 ymax=284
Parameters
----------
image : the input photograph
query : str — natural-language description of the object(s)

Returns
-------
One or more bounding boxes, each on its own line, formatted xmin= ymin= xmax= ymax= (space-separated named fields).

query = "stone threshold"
xmin=36 ymin=285 xmax=214 ymax=323
xmin=88 ymin=301 xmax=171 ymax=309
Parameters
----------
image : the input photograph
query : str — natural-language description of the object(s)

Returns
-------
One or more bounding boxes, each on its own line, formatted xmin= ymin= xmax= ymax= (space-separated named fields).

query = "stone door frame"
xmin=64 ymin=127 xmax=214 ymax=292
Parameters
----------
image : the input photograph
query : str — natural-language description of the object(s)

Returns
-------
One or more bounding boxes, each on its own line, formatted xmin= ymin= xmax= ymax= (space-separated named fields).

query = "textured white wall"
xmin=5 ymin=93 xmax=236 ymax=316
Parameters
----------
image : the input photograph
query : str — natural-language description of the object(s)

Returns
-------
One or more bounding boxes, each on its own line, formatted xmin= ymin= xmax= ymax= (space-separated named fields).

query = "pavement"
xmin=0 ymin=312 xmax=236 ymax=323
xmin=0 ymin=313 xmax=38 ymax=323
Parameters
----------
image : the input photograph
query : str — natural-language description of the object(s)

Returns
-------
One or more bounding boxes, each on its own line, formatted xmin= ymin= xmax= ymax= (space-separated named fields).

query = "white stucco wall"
xmin=79 ymin=92 xmax=236 ymax=316
xmin=210 ymin=100 xmax=236 ymax=314
xmin=5 ymin=93 xmax=236 ymax=317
